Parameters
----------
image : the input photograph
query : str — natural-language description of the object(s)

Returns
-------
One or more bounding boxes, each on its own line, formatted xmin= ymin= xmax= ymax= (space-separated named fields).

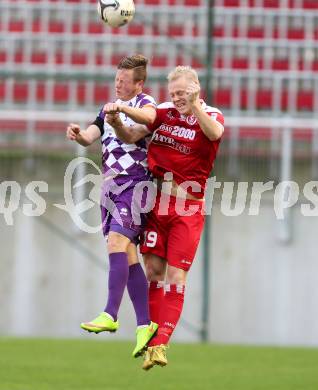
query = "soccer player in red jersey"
xmin=105 ymin=66 xmax=224 ymax=370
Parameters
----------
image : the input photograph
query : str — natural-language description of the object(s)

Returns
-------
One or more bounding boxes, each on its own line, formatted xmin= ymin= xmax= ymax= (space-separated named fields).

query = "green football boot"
xmin=80 ymin=312 xmax=119 ymax=334
xmin=132 ymin=321 xmax=158 ymax=358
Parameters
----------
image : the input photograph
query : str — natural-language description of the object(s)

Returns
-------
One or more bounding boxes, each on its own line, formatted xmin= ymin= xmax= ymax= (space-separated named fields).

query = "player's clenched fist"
xmin=103 ymin=103 xmax=122 ymax=114
xmin=106 ymin=112 xmax=122 ymax=128
xmin=185 ymin=82 xmax=200 ymax=105
xmin=66 ymin=123 xmax=81 ymax=140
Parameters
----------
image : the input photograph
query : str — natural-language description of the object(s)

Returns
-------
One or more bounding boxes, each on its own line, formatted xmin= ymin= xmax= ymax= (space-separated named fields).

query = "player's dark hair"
xmin=117 ymin=54 xmax=148 ymax=82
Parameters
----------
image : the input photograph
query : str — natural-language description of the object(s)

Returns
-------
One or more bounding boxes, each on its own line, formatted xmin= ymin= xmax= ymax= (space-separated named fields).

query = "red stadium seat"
xmin=213 ymin=26 xmax=224 ymax=38
xmin=167 ymin=25 xmax=184 ymax=37
xmin=35 ymin=121 xmax=67 ymax=133
xmin=111 ymin=54 xmax=125 ymax=66
xmin=127 ymin=24 xmax=145 ymax=35
xmin=287 ymin=28 xmax=305 ymax=40
xmin=72 ymin=22 xmax=81 ymax=34
xmin=213 ymin=89 xmax=232 ymax=109
xmin=53 ymin=83 xmax=69 ymax=103
xmin=8 ymin=20 xmax=24 ymax=32
xmin=293 ymin=129 xmax=313 ymax=141
xmin=14 ymin=50 xmax=24 ymax=64
xmin=312 ymin=60 xmax=318 ymax=71
xmin=215 ymin=56 xmax=224 ymax=69
xmin=0 ymin=50 xmax=7 ymax=63
xmin=93 ymin=84 xmax=110 ymax=105
xmin=263 ymin=0 xmax=280 ymax=7
xmin=247 ymin=27 xmax=265 ymax=39
xmin=144 ymin=0 xmax=161 ymax=4
xmin=232 ymin=57 xmax=249 ymax=69
xmin=71 ymin=52 xmax=88 ymax=65
xmin=32 ymin=20 xmax=42 ymax=33
xmin=95 ymin=53 xmax=104 ymax=66
xmin=239 ymin=127 xmax=272 ymax=140
xmin=36 ymin=82 xmax=46 ymax=103
xmin=31 ymin=52 xmax=47 ymax=64
xmin=184 ymin=0 xmax=201 ymax=5
xmin=48 ymin=21 xmax=65 ymax=33
xmin=13 ymin=82 xmax=28 ymax=102
xmin=54 ymin=50 xmax=64 ymax=65
xmin=223 ymin=0 xmax=240 ymax=6
xmin=240 ymin=87 xmax=248 ymax=110
xmin=88 ymin=22 xmax=104 ymax=34
xmin=0 ymin=82 xmax=5 ymax=101
xmin=297 ymin=90 xmax=314 ymax=111
xmin=76 ymin=82 xmax=86 ymax=105
xmin=0 ymin=120 xmax=28 ymax=133
xmin=272 ymin=59 xmax=289 ymax=71
xmin=151 ymin=55 xmax=168 ymax=68
xmin=280 ymin=89 xmax=288 ymax=110
xmin=191 ymin=57 xmax=204 ymax=69
xmin=256 ymin=89 xmax=273 ymax=110
xmin=303 ymin=0 xmax=318 ymax=9
xmin=158 ymin=86 xmax=167 ymax=102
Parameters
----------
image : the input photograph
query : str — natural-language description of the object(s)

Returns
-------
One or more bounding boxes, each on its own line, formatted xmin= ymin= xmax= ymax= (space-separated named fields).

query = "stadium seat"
xmin=167 ymin=25 xmax=184 ymax=37
xmin=71 ymin=52 xmax=88 ymax=65
xmin=0 ymin=50 xmax=6 ymax=63
xmin=13 ymin=82 xmax=29 ymax=102
xmin=263 ymin=0 xmax=280 ymax=7
xmin=0 ymin=120 xmax=28 ymax=133
xmin=48 ymin=21 xmax=65 ymax=33
xmin=31 ymin=51 xmax=47 ymax=64
xmin=256 ymin=89 xmax=273 ymax=110
xmin=36 ymin=82 xmax=46 ymax=103
xmin=14 ymin=50 xmax=24 ymax=64
xmin=151 ymin=55 xmax=168 ymax=68
xmin=8 ymin=20 xmax=24 ymax=32
xmin=88 ymin=22 xmax=104 ymax=34
xmin=93 ymin=84 xmax=110 ymax=105
xmin=297 ymin=90 xmax=314 ymax=111
xmin=303 ymin=0 xmax=318 ymax=9
xmin=53 ymin=83 xmax=70 ymax=103
xmin=287 ymin=27 xmax=305 ymax=40
xmin=0 ymin=82 xmax=5 ymax=101
xmin=214 ymin=89 xmax=232 ymax=108
xmin=127 ymin=24 xmax=145 ymax=35
xmin=76 ymin=82 xmax=86 ymax=105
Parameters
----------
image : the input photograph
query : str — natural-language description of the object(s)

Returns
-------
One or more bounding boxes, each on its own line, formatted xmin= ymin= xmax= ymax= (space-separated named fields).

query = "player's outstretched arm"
xmin=106 ymin=113 xmax=150 ymax=144
xmin=66 ymin=123 xmax=101 ymax=146
xmin=103 ymin=103 xmax=156 ymax=126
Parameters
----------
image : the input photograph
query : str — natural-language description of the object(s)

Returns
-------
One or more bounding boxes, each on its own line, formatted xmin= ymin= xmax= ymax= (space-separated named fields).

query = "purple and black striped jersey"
xmin=96 ymin=92 xmax=156 ymax=177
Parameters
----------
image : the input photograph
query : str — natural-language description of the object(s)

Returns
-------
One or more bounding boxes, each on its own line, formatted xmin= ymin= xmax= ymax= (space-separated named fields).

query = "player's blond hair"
xmin=167 ymin=66 xmax=200 ymax=84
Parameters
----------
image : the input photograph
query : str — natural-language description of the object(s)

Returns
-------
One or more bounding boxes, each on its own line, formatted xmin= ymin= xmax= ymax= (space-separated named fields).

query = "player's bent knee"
xmin=145 ymin=263 xmax=165 ymax=281
xmin=166 ymin=266 xmax=187 ymax=285
xmin=107 ymin=231 xmax=130 ymax=253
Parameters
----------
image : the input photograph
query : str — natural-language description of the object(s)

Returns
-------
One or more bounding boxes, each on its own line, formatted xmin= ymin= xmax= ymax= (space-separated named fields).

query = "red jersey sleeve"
xmin=207 ymin=109 xmax=225 ymax=128
xmin=146 ymin=106 xmax=168 ymax=133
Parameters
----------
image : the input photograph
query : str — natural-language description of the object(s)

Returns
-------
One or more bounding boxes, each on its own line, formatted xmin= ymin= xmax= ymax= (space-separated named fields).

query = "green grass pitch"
xmin=0 ymin=338 xmax=318 ymax=390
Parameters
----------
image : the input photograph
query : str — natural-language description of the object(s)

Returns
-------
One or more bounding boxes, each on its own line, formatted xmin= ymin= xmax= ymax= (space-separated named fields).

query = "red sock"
xmin=148 ymin=281 xmax=165 ymax=325
xmin=149 ymin=284 xmax=185 ymax=346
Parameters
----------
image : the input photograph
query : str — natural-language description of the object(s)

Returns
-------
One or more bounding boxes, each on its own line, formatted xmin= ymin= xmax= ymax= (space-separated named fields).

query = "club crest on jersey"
xmin=167 ymin=110 xmax=174 ymax=120
xmin=186 ymin=115 xmax=197 ymax=126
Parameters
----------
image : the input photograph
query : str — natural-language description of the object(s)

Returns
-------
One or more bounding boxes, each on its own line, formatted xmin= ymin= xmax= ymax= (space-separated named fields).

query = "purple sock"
xmin=104 ymin=252 xmax=129 ymax=321
xmin=127 ymin=263 xmax=151 ymax=326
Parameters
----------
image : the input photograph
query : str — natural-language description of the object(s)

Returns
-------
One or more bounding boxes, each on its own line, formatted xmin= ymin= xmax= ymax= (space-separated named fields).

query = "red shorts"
xmin=140 ymin=193 xmax=205 ymax=271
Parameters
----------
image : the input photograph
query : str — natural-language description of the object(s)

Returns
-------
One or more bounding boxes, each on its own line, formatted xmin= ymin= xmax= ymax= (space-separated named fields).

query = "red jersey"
xmin=147 ymin=101 xmax=225 ymax=198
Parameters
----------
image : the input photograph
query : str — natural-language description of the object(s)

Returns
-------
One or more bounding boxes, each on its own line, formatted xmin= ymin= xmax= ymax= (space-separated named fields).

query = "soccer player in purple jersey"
xmin=66 ymin=55 xmax=158 ymax=358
